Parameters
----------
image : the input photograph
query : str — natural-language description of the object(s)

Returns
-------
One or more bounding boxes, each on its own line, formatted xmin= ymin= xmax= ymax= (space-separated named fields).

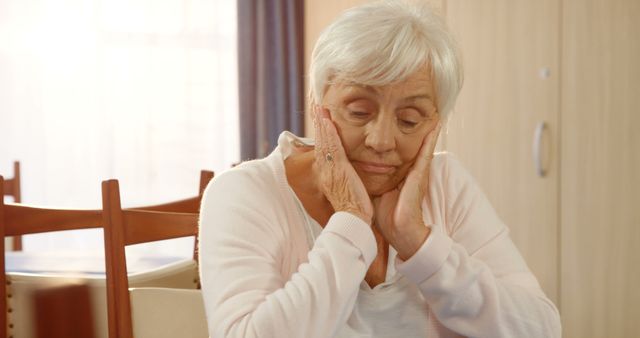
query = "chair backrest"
xmin=133 ymin=170 xmax=213 ymax=262
xmin=2 ymin=162 xmax=23 ymax=251
xmin=101 ymin=179 xmax=202 ymax=338
xmin=0 ymin=175 xmax=102 ymax=338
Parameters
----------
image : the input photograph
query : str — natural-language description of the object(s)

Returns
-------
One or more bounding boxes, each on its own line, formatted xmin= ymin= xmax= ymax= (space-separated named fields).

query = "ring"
xmin=325 ymin=152 xmax=334 ymax=162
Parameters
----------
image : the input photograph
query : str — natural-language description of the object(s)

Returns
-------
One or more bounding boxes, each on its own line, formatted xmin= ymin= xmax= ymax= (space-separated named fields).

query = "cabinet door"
xmin=561 ymin=0 xmax=640 ymax=337
xmin=445 ymin=1 xmax=560 ymax=303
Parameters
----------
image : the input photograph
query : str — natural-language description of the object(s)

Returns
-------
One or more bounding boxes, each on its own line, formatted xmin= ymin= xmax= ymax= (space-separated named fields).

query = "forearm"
xmin=397 ymin=226 xmax=562 ymax=338
xmin=201 ymin=212 xmax=377 ymax=338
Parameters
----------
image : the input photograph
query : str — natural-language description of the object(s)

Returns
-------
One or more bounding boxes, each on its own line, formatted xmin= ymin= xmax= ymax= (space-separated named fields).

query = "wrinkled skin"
xmin=314 ymin=66 xmax=442 ymax=262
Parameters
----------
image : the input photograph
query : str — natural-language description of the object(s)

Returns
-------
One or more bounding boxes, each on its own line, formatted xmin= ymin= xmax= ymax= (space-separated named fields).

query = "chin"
xmin=365 ymin=186 xmax=394 ymax=197
xmin=361 ymin=175 xmax=402 ymax=197
xmin=354 ymin=163 xmax=410 ymax=197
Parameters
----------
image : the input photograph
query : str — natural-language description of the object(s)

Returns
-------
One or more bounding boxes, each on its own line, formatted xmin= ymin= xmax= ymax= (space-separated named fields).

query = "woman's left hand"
xmin=373 ymin=122 xmax=442 ymax=261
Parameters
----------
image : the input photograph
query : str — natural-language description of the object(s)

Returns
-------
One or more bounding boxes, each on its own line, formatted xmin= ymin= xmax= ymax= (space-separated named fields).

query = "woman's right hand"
xmin=313 ymin=105 xmax=373 ymax=225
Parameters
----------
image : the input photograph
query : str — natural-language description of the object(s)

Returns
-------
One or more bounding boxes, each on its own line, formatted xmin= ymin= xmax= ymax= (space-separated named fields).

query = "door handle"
xmin=533 ymin=121 xmax=547 ymax=177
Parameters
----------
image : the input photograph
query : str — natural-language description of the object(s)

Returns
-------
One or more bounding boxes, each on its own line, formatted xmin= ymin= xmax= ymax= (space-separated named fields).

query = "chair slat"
xmin=4 ymin=204 xmax=102 ymax=236
xmin=122 ymin=210 xmax=198 ymax=246
xmin=132 ymin=196 xmax=200 ymax=213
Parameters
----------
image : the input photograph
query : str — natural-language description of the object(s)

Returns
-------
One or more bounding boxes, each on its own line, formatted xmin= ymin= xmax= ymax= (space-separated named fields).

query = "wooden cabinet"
xmin=446 ymin=0 xmax=640 ymax=337
xmin=560 ymin=0 xmax=640 ymax=336
xmin=444 ymin=0 xmax=560 ymax=304
xmin=304 ymin=0 xmax=640 ymax=337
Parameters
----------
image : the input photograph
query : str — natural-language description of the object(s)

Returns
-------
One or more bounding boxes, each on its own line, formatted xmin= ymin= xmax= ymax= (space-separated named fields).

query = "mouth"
xmin=352 ymin=161 xmax=397 ymax=174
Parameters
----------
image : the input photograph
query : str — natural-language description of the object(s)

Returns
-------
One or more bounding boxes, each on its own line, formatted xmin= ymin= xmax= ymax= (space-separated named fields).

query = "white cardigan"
xmin=199 ymin=132 xmax=561 ymax=338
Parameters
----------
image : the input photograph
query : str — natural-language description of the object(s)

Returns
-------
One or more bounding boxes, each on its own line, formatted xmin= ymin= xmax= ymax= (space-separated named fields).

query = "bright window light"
xmin=0 ymin=0 xmax=238 ymax=258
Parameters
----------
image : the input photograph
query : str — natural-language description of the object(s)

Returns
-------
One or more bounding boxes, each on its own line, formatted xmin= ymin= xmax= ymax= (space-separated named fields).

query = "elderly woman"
xmin=199 ymin=2 xmax=561 ymax=337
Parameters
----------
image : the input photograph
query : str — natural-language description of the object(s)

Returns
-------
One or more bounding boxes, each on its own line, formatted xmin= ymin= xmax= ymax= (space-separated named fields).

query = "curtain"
xmin=0 ymin=0 xmax=238 ymax=257
xmin=237 ymin=0 xmax=305 ymax=160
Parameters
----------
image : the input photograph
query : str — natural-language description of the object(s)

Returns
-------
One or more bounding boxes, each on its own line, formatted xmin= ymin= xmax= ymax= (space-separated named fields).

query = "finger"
xmin=412 ymin=121 xmax=442 ymax=175
xmin=322 ymin=115 xmax=348 ymax=162
xmin=316 ymin=106 xmax=335 ymax=150
xmin=402 ymin=121 xmax=441 ymax=197
xmin=312 ymin=104 xmax=320 ymax=140
xmin=312 ymin=104 xmax=321 ymax=132
xmin=317 ymin=107 xmax=341 ymax=168
xmin=319 ymin=105 xmax=331 ymax=119
xmin=314 ymin=105 xmax=328 ymax=161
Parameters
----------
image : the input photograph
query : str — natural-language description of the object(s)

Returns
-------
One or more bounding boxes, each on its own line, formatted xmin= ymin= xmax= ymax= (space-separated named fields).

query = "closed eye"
xmin=398 ymin=119 xmax=419 ymax=128
xmin=349 ymin=111 xmax=370 ymax=119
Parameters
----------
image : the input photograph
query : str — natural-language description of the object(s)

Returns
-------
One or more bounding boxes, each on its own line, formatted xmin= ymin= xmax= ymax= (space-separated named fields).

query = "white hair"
xmin=309 ymin=1 xmax=463 ymax=117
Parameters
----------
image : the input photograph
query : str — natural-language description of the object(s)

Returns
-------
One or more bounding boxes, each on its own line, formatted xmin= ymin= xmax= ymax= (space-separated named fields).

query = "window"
xmin=0 ymin=0 xmax=238 ymax=257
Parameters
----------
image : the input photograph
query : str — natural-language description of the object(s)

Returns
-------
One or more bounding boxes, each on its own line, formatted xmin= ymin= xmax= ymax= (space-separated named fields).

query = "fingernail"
xmin=321 ymin=107 xmax=331 ymax=119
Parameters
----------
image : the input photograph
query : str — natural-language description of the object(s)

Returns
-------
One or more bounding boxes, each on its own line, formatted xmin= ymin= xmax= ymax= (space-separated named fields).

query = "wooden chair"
xmin=133 ymin=170 xmax=213 ymax=262
xmin=101 ymin=179 xmax=208 ymax=338
xmin=0 ymin=171 xmax=213 ymax=338
xmin=0 ymin=175 xmax=102 ymax=338
xmin=2 ymin=161 xmax=23 ymax=250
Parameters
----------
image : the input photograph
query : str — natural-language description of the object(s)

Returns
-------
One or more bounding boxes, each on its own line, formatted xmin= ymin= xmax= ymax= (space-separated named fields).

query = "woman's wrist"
xmin=391 ymin=224 xmax=431 ymax=261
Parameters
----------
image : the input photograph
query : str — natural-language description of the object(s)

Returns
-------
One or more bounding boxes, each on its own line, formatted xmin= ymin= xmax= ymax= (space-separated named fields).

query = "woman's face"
xmin=320 ymin=66 xmax=440 ymax=196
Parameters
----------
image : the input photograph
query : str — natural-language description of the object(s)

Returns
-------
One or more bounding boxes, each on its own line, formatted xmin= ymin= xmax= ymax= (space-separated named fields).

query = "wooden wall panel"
xmin=445 ymin=0 xmax=560 ymax=304
xmin=560 ymin=0 xmax=640 ymax=336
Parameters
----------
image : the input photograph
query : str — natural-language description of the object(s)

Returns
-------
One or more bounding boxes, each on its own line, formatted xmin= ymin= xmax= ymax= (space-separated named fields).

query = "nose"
xmin=364 ymin=116 xmax=396 ymax=153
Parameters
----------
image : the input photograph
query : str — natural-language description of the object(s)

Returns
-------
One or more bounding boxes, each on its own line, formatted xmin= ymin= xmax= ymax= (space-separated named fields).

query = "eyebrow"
xmin=402 ymin=94 xmax=433 ymax=103
xmin=344 ymin=83 xmax=379 ymax=94
xmin=344 ymin=84 xmax=433 ymax=102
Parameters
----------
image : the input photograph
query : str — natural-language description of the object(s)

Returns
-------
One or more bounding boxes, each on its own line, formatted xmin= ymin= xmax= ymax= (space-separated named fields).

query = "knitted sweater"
xmin=199 ymin=131 xmax=561 ymax=338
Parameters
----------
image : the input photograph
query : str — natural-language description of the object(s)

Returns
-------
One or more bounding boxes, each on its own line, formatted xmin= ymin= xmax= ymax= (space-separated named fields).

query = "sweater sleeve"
xmin=198 ymin=170 xmax=377 ymax=338
xmin=395 ymin=154 xmax=562 ymax=338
